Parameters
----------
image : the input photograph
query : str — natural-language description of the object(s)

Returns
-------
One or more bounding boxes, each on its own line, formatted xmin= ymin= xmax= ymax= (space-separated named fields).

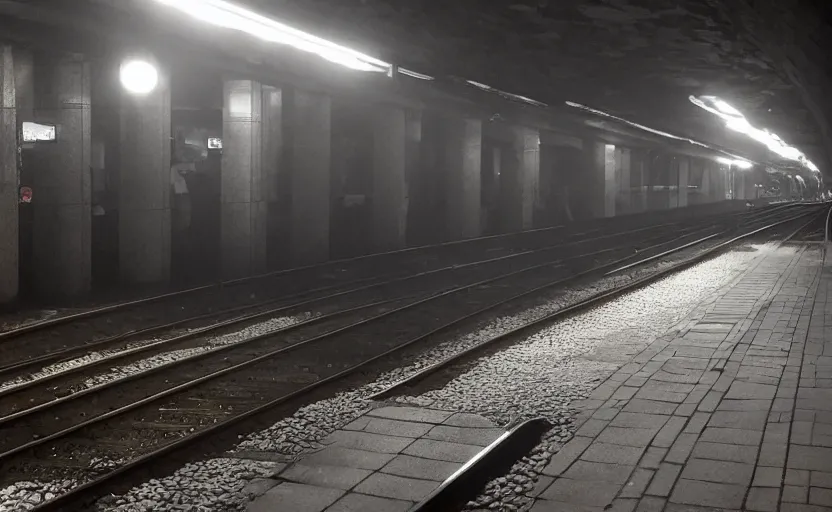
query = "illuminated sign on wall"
xmin=208 ymin=137 xmax=223 ymax=149
xmin=22 ymin=122 xmax=56 ymax=142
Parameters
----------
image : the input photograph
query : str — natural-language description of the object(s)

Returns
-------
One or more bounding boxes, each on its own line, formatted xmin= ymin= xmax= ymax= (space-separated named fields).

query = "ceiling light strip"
xmin=689 ymin=95 xmax=819 ymax=173
xmin=467 ymin=80 xmax=548 ymax=107
xmin=566 ymin=101 xmax=758 ymax=166
xmin=154 ymin=0 xmax=391 ymax=72
xmin=716 ymin=157 xmax=753 ymax=169
xmin=565 ymin=101 xmax=710 ymax=148
xmin=398 ymin=67 xmax=434 ymax=81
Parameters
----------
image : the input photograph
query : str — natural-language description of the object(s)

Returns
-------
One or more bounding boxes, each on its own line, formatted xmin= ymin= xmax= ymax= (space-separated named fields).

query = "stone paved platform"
xmin=246 ymin=406 xmax=504 ymax=511
xmin=534 ymin=245 xmax=832 ymax=511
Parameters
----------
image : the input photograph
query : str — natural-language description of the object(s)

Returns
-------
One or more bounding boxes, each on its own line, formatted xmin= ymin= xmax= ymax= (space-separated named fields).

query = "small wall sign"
xmin=22 ymin=122 xmax=56 ymax=142
xmin=19 ymin=186 xmax=32 ymax=203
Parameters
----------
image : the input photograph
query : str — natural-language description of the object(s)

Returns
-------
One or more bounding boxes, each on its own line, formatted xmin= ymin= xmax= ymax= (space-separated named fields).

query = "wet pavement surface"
xmin=246 ymin=406 xmax=504 ymax=511
xmin=400 ymin=242 xmax=798 ymax=512
xmin=530 ymin=244 xmax=830 ymax=511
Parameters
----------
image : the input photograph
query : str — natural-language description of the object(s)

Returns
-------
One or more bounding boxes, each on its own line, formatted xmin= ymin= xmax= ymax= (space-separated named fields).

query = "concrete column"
xmin=717 ymin=168 xmax=726 ymax=201
xmin=616 ymin=148 xmax=632 ymax=214
xmin=742 ymin=171 xmax=750 ymax=200
xmin=32 ymin=57 xmax=91 ymax=297
xmin=739 ymin=171 xmax=748 ymax=200
xmin=632 ymin=149 xmax=649 ymax=213
xmin=641 ymin=152 xmax=652 ymax=212
xmin=407 ymin=111 xmax=441 ymax=246
xmin=726 ymin=167 xmax=735 ymax=200
xmin=502 ymin=126 xmax=540 ymax=231
xmin=221 ymin=79 xmax=266 ymax=279
xmin=261 ymin=86 xmax=283 ymax=268
xmin=590 ymin=142 xmax=616 ymax=218
xmin=13 ymin=50 xmax=33 ymax=124
xmin=0 ymin=46 xmax=17 ymax=303
xmin=588 ymin=142 xmax=604 ymax=218
xmin=288 ymin=89 xmax=330 ymax=264
xmin=740 ymin=171 xmax=753 ymax=200
xmin=404 ymin=109 xmax=421 ymax=245
xmin=488 ymin=146 xmax=501 ymax=232
xmin=699 ymin=160 xmax=711 ymax=204
xmin=648 ymin=154 xmax=672 ymax=211
xmin=372 ymin=104 xmax=407 ymax=251
xmin=444 ymin=117 xmax=482 ymax=240
xmin=678 ymin=156 xmax=689 ymax=208
xmin=120 ymin=66 xmax=171 ymax=284
xmin=706 ymin=163 xmax=720 ymax=201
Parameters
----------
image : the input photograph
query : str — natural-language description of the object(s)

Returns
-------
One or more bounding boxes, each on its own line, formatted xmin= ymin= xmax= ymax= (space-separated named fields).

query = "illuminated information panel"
xmin=22 ymin=122 xmax=56 ymax=142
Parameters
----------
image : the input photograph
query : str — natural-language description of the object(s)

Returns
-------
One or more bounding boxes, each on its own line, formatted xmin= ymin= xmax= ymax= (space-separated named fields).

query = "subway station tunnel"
xmin=0 ymin=0 xmax=827 ymax=303
xmin=4 ymin=2 xmax=832 ymax=512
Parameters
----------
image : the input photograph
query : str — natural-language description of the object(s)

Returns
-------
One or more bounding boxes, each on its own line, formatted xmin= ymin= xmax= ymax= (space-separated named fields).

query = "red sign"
xmin=19 ymin=186 xmax=32 ymax=203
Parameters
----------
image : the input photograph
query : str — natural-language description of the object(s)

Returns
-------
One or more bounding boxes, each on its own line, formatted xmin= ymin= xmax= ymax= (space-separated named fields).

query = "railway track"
xmin=380 ymin=205 xmax=832 ymax=512
xmin=0 ymin=216 xmax=725 ymax=398
xmin=0 ymin=202 xmax=794 ymax=354
xmin=785 ymin=206 xmax=829 ymax=242
xmin=0 ymin=202 xmax=796 ymax=370
xmin=1 ymin=206 xmax=788 ymax=396
xmin=0 ymin=203 xmax=815 ymax=512
xmin=372 ymin=206 xmax=827 ymax=401
xmin=0 ymin=218 xmax=727 ymax=451
xmin=0 ymin=211 xmax=725 ymax=365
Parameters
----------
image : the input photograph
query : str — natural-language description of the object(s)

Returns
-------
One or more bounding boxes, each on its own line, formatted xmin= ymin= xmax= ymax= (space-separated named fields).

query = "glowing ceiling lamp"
xmin=713 ymin=99 xmax=743 ymax=117
xmin=716 ymin=157 xmax=753 ymax=169
xmin=154 ymin=0 xmax=391 ymax=73
xmin=120 ymin=59 xmax=159 ymax=94
xmin=690 ymin=95 xmax=819 ymax=173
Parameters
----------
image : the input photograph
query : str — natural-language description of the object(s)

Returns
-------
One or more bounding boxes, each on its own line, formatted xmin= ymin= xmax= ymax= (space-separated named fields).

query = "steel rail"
xmin=370 ymin=209 xmax=819 ymax=399
xmin=0 ymin=214 xmax=742 ymax=459
xmin=25 ymin=205 xmax=815 ymax=512
xmin=0 ymin=218 xmax=717 ymax=380
xmin=0 ymin=202 xmax=793 ymax=341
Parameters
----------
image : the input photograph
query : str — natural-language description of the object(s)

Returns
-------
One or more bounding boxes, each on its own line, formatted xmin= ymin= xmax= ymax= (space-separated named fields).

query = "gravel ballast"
xmin=3 ymin=244 xmax=771 ymax=512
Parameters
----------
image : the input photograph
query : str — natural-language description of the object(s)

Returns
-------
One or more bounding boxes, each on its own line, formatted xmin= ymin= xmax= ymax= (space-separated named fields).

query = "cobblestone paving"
xmin=244 ymin=406 xmax=503 ymax=511
xmin=534 ymin=245 xmax=832 ymax=511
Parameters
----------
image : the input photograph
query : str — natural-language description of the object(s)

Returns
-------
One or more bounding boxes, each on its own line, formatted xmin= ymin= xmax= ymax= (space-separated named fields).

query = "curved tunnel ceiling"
xmin=237 ymin=0 xmax=832 ymax=177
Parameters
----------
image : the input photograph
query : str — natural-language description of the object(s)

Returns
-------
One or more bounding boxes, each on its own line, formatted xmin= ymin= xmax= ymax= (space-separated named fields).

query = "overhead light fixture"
xmin=713 ymin=99 xmax=743 ymax=117
xmin=504 ymin=92 xmax=548 ymax=108
xmin=154 ymin=0 xmax=391 ymax=73
xmin=120 ymin=59 xmax=159 ymax=94
xmin=690 ymin=95 xmax=819 ymax=173
xmin=467 ymin=80 xmax=496 ymax=92
xmin=398 ymin=67 xmax=434 ymax=81
xmin=467 ymin=80 xmax=547 ymax=107
xmin=565 ymin=101 xmax=710 ymax=148
xmin=716 ymin=156 xmax=753 ymax=169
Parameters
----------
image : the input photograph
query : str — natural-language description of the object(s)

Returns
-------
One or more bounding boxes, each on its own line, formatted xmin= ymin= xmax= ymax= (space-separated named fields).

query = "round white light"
xmin=120 ymin=59 xmax=159 ymax=94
